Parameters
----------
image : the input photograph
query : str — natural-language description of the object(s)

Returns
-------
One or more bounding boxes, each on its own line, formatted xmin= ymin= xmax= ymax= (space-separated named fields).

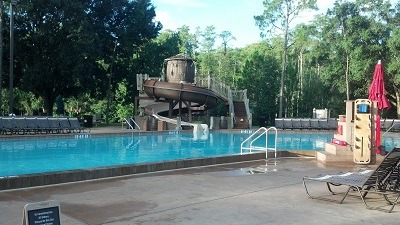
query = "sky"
xmin=152 ymin=0 xmax=336 ymax=48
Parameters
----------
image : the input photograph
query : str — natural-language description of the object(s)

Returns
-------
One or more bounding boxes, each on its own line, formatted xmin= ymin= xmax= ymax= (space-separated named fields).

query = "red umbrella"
xmin=368 ymin=60 xmax=390 ymax=151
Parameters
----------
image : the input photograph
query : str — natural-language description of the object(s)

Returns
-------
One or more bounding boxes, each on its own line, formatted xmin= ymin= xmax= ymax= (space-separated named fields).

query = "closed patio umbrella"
xmin=368 ymin=60 xmax=390 ymax=150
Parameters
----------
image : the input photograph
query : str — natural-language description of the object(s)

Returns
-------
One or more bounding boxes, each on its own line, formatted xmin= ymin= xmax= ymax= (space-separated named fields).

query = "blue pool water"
xmin=0 ymin=132 xmax=396 ymax=177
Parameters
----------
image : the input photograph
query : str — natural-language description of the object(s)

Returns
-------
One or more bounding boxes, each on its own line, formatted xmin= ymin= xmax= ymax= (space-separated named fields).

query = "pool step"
xmin=317 ymin=143 xmax=353 ymax=163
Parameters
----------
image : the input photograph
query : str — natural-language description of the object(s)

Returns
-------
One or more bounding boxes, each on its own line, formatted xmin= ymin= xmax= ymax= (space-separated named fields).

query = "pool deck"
xmin=1 ymin=127 xmax=400 ymax=224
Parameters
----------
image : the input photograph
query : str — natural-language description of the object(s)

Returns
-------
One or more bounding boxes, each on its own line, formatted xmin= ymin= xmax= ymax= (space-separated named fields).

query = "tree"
xmin=219 ymin=31 xmax=236 ymax=55
xmin=254 ymin=0 xmax=317 ymax=118
xmin=197 ymin=26 xmax=218 ymax=76
xmin=238 ymin=43 xmax=280 ymax=125
xmin=14 ymin=0 xmax=161 ymax=116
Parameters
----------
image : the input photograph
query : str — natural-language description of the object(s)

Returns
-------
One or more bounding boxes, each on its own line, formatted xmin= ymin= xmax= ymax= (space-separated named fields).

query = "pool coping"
xmin=0 ymin=151 xmax=314 ymax=191
xmin=0 ymin=153 xmax=265 ymax=190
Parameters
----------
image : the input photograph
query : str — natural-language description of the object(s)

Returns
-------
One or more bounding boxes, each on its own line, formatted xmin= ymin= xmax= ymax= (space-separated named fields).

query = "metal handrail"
xmin=123 ymin=118 xmax=141 ymax=131
xmin=240 ymin=127 xmax=278 ymax=159
xmin=382 ymin=120 xmax=399 ymax=136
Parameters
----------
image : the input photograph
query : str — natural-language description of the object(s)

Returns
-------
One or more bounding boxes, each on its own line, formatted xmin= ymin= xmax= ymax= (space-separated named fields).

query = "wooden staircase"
xmin=233 ymin=101 xmax=249 ymax=129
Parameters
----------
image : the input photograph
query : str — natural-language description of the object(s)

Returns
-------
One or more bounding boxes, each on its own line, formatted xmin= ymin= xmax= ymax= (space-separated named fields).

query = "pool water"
xmin=0 ymin=132 xmax=334 ymax=177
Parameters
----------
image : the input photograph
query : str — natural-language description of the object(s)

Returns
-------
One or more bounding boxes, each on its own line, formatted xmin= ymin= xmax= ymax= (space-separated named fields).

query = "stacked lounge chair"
xmin=68 ymin=117 xmax=85 ymax=133
xmin=282 ymin=118 xmax=293 ymax=129
xmin=300 ymin=118 xmax=311 ymax=129
xmin=59 ymin=117 xmax=72 ymax=133
xmin=0 ymin=116 xmax=87 ymax=135
xmin=25 ymin=117 xmax=40 ymax=134
xmin=292 ymin=118 xmax=302 ymax=129
xmin=274 ymin=118 xmax=339 ymax=130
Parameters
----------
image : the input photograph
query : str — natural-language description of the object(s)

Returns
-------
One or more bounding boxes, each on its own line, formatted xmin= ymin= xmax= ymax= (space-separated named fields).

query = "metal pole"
xmin=9 ymin=0 xmax=17 ymax=115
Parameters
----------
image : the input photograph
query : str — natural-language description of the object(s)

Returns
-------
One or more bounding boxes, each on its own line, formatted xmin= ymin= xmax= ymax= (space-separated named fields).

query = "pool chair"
xmin=1 ymin=117 xmax=16 ymax=134
xmin=25 ymin=117 xmax=40 ymax=134
xmin=0 ymin=117 xmax=5 ymax=134
xmin=318 ymin=119 xmax=329 ymax=130
xmin=274 ymin=118 xmax=284 ymax=129
xmin=282 ymin=118 xmax=293 ymax=129
xmin=36 ymin=117 xmax=52 ymax=134
xmin=13 ymin=117 xmax=29 ymax=134
xmin=303 ymin=148 xmax=400 ymax=213
xmin=300 ymin=118 xmax=311 ymax=129
xmin=292 ymin=118 xmax=302 ymax=129
xmin=327 ymin=118 xmax=338 ymax=130
xmin=59 ymin=117 xmax=72 ymax=133
xmin=47 ymin=117 xmax=62 ymax=133
xmin=309 ymin=119 xmax=320 ymax=130
xmin=68 ymin=117 xmax=85 ymax=133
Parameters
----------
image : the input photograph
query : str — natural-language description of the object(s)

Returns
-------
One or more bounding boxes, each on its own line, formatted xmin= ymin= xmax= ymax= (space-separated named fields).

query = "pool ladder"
xmin=240 ymin=127 xmax=277 ymax=159
xmin=75 ymin=134 xmax=91 ymax=139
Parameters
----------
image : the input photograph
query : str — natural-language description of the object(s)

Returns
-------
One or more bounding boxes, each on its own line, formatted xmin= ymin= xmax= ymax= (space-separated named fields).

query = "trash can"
xmin=259 ymin=116 xmax=266 ymax=127
xmin=83 ymin=115 xmax=93 ymax=128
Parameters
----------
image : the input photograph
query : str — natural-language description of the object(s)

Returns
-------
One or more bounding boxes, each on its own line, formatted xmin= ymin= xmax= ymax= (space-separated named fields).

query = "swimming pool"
xmin=0 ymin=132 xmax=333 ymax=177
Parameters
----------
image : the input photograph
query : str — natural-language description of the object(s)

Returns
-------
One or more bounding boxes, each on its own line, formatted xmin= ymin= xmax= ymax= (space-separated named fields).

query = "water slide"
xmin=143 ymin=80 xmax=218 ymax=139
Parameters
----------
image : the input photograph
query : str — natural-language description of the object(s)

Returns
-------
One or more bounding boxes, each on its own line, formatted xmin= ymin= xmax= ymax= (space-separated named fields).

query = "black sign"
xmin=23 ymin=201 xmax=61 ymax=225
xmin=27 ymin=206 xmax=60 ymax=225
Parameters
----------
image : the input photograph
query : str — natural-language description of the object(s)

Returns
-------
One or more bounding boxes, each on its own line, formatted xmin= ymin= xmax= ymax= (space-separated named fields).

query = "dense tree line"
xmin=0 ymin=0 xmax=161 ymax=120
xmin=0 ymin=0 xmax=399 ymax=126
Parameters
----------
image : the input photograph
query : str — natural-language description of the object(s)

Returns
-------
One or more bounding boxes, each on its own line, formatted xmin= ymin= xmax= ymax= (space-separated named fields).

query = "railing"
xmin=196 ymin=75 xmax=251 ymax=126
xmin=240 ymin=127 xmax=278 ymax=159
xmin=122 ymin=118 xmax=141 ymax=132
xmin=196 ymin=76 xmax=247 ymax=102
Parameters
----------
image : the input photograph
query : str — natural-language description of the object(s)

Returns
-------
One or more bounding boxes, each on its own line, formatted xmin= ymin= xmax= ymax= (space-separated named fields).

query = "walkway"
xmin=1 ymin=157 xmax=399 ymax=225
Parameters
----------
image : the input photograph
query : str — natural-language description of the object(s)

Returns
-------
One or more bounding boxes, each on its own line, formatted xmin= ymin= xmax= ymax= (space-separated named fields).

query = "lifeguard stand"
xmin=353 ymin=99 xmax=377 ymax=164
xmin=319 ymin=99 xmax=378 ymax=164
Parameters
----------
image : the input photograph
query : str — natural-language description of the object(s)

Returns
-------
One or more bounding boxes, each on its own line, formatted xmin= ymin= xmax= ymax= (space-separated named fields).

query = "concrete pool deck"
xmin=1 ymin=158 xmax=400 ymax=225
xmin=1 ymin=126 xmax=400 ymax=224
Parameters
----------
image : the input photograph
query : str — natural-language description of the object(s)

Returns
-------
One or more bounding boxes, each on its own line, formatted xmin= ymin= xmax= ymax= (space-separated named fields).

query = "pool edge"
xmin=1 ymin=152 xmax=279 ymax=191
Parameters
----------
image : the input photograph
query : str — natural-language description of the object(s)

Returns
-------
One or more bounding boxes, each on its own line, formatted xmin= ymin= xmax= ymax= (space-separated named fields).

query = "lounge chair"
xmin=1 ymin=117 xmax=16 ymax=134
xmin=36 ymin=117 xmax=51 ymax=133
xmin=327 ymin=118 xmax=338 ymax=130
xmin=310 ymin=119 xmax=320 ymax=130
xmin=292 ymin=118 xmax=302 ymax=129
xmin=13 ymin=117 xmax=28 ymax=134
xmin=318 ymin=119 xmax=329 ymax=130
xmin=303 ymin=148 xmax=400 ymax=213
xmin=47 ymin=117 xmax=62 ymax=133
xmin=282 ymin=118 xmax=293 ymax=129
xmin=274 ymin=118 xmax=283 ymax=129
xmin=300 ymin=118 xmax=311 ymax=129
xmin=25 ymin=117 xmax=39 ymax=134
xmin=0 ymin=117 xmax=5 ymax=134
xmin=68 ymin=117 xmax=85 ymax=133
xmin=59 ymin=117 xmax=72 ymax=133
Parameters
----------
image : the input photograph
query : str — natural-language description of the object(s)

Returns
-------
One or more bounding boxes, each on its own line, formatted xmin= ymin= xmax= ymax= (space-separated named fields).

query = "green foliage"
xmin=209 ymin=99 xmax=227 ymax=117
xmin=238 ymin=45 xmax=280 ymax=125
xmin=13 ymin=0 xmax=161 ymax=116
xmin=115 ymin=79 xmax=134 ymax=119
xmin=2 ymin=0 xmax=400 ymax=120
